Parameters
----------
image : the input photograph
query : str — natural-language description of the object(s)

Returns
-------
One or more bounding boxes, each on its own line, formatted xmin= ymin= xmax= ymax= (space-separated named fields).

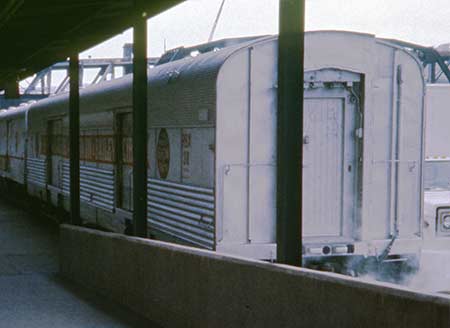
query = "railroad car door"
xmin=302 ymin=72 xmax=360 ymax=241
xmin=116 ymin=113 xmax=133 ymax=211
xmin=47 ymin=119 xmax=63 ymax=187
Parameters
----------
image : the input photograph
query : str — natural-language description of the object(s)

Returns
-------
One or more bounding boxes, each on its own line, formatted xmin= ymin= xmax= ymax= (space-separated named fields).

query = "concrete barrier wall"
xmin=60 ymin=225 xmax=450 ymax=328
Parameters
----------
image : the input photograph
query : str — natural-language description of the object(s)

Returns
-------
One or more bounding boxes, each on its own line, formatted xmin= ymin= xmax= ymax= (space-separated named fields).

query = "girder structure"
xmin=424 ymin=57 xmax=450 ymax=84
xmin=22 ymin=57 xmax=159 ymax=96
xmin=0 ymin=0 xmax=184 ymax=92
xmin=381 ymin=38 xmax=450 ymax=84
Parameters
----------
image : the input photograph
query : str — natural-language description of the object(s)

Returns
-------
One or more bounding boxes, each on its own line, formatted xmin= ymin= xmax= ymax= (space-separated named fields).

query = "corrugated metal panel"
xmin=26 ymin=157 xmax=46 ymax=186
xmin=148 ymin=38 xmax=274 ymax=127
xmin=62 ymin=162 xmax=115 ymax=212
xmin=147 ymin=178 xmax=215 ymax=250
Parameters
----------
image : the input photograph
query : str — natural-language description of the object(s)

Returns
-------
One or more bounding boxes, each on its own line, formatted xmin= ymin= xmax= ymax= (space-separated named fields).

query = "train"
xmin=0 ymin=31 xmax=431 ymax=275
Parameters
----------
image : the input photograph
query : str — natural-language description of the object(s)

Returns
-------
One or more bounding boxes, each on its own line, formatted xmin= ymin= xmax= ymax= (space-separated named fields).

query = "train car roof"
xmin=0 ymin=104 xmax=31 ymax=121
xmin=26 ymin=30 xmax=420 ymax=121
xmin=27 ymin=35 xmax=274 ymax=118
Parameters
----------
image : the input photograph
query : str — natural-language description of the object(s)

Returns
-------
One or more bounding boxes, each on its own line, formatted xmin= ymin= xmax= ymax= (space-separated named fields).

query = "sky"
xmin=80 ymin=0 xmax=450 ymax=60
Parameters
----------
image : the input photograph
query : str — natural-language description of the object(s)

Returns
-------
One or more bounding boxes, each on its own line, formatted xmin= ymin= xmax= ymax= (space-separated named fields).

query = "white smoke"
xmin=406 ymin=250 xmax=450 ymax=295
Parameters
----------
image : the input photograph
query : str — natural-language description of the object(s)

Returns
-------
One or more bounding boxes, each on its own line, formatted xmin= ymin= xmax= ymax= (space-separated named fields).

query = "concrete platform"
xmin=61 ymin=224 xmax=450 ymax=328
xmin=0 ymin=198 xmax=156 ymax=328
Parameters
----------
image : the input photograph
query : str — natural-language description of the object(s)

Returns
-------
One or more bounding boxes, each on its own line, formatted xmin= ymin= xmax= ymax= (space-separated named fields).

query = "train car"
xmin=423 ymin=84 xmax=450 ymax=247
xmin=26 ymin=82 xmax=124 ymax=231
xmin=0 ymin=105 xmax=29 ymax=190
xmin=1 ymin=31 xmax=426 ymax=273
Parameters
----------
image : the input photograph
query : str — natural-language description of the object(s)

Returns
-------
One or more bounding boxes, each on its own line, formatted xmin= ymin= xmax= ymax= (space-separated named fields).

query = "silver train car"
xmin=0 ymin=31 xmax=426 ymax=272
xmin=423 ymin=84 xmax=450 ymax=248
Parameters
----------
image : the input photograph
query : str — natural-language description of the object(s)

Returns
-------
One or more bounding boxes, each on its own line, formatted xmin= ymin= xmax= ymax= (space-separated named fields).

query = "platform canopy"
xmin=0 ymin=0 xmax=184 ymax=91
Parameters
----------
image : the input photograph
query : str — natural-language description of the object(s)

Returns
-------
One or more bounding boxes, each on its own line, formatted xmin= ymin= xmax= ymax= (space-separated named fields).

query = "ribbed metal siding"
xmin=26 ymin=158 xmax=47 ymax=186
xmin=62 ymin=162 xmax=115 ymax=212
xmin=147 ymin=178 xmax=215 ymax=250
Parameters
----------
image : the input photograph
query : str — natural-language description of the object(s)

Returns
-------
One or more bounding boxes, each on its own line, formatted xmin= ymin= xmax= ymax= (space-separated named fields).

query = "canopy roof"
xmin=0 ymin=0 xmax=184 ymax=91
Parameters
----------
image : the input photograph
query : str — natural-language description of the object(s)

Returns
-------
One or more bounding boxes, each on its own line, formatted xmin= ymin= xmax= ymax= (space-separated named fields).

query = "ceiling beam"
xmin=0 ymin=0 xmax=24 ymax=31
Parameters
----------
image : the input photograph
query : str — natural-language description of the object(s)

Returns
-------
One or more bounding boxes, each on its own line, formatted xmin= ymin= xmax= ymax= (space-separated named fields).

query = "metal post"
xmin=4 ymin=79 xmax=19 ymax=99
xmin=277 ymin=0 xmax=305 ymax=266
xmin=69 ymin=54 xmax=81 ymax=225
xmin=132 ymin=10 xmax=148 ymax=237
xmin=430 ymin=62 xmax=436 ymax=83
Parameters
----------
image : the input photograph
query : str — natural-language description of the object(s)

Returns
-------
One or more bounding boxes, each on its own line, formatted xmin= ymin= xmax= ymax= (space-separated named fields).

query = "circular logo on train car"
xmin=156 ymin=128 xmax=170 ymax=179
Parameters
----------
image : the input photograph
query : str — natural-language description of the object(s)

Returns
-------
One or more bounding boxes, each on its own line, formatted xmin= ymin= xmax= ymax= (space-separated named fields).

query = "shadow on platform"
xmin=0 ymin=197 xmax=158 ymax=328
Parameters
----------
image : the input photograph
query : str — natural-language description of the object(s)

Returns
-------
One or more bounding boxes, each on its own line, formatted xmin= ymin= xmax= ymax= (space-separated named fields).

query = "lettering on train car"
xmin=38 ymin=133 xmax=116 ymax=163
xmin=96 ymin=135 xmax=115 ymax=163
xmin=157 ymin=128 xmax=170 ymax=179
xmin=83 ymin=135 xmax=96 ymax=161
